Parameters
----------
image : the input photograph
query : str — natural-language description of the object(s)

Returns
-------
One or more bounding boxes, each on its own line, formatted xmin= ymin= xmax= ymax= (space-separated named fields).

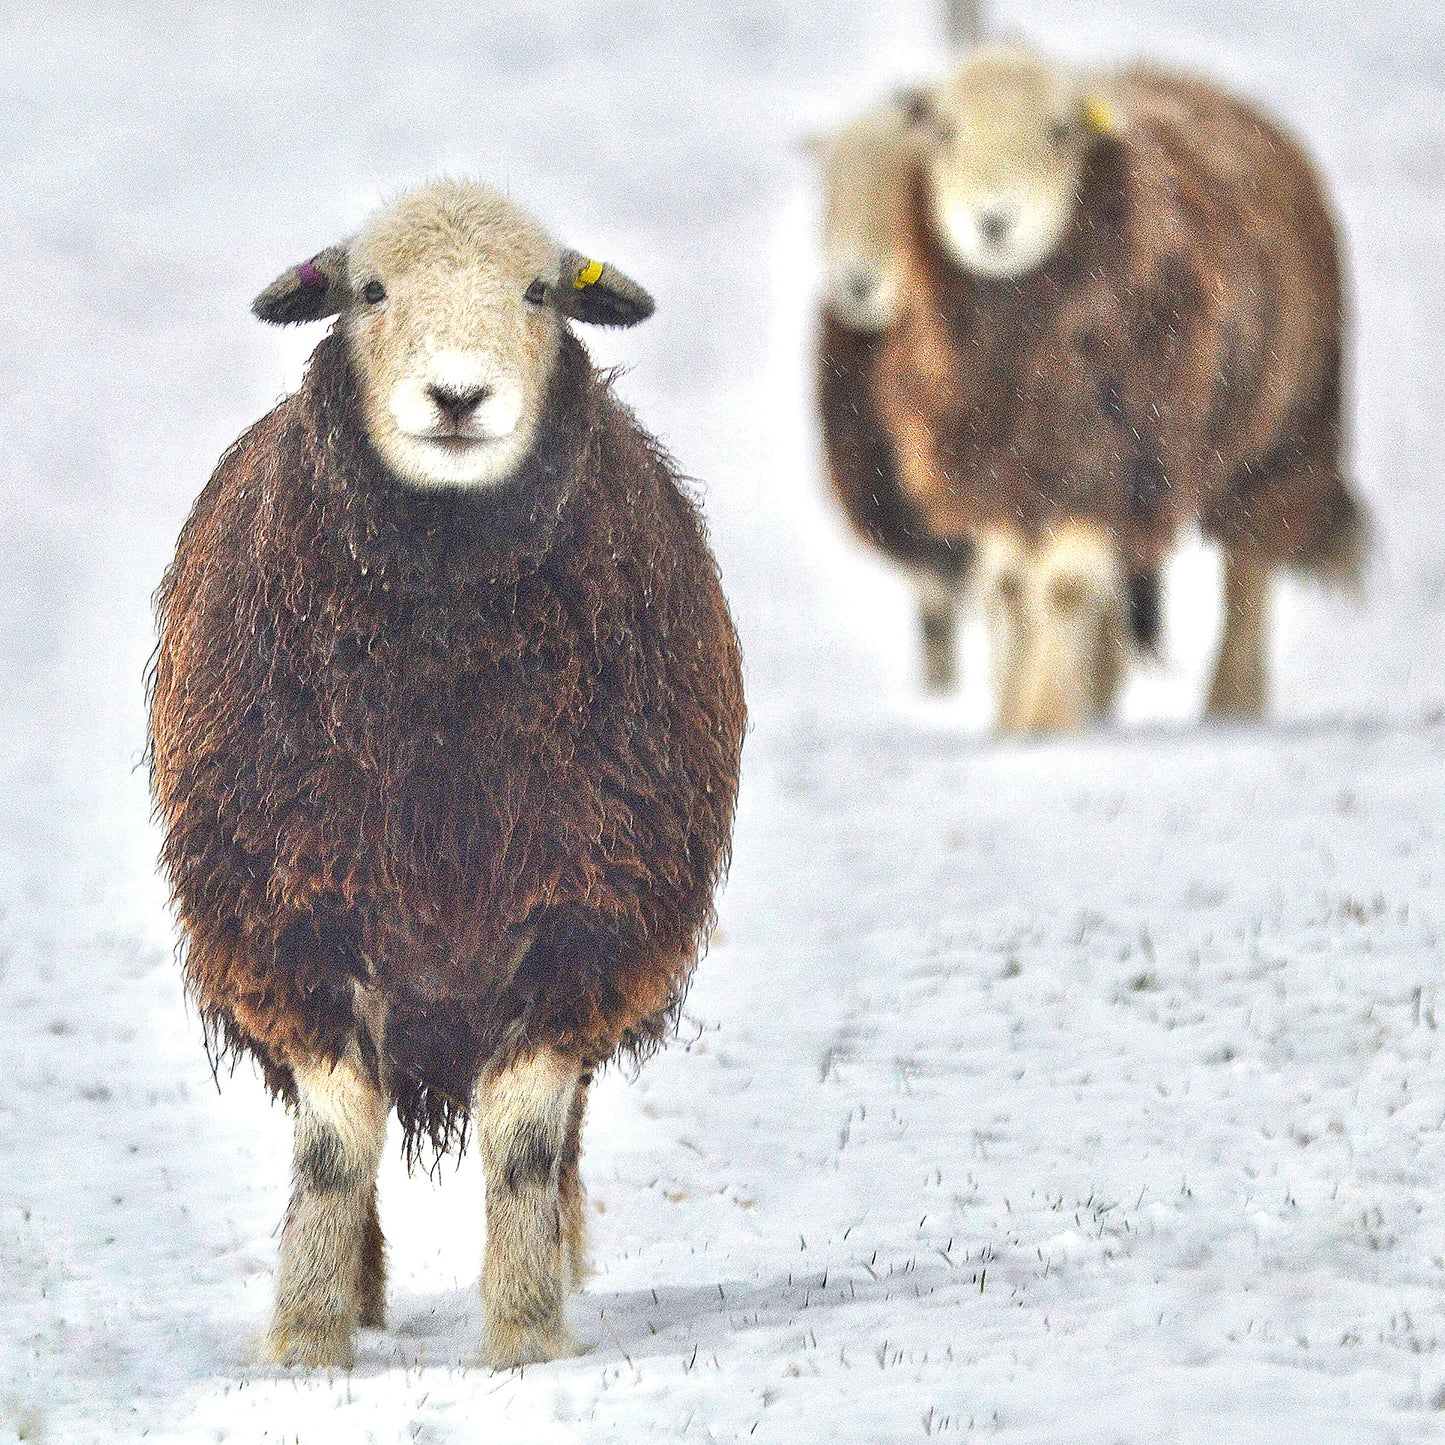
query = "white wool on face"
xmin=921 ymin=46 xmax=1093 ymax=281
xmin=816 ymin=105 xmax=918 ymax=332
xmin=936 ymin=184 xmax=1076 ymax=280
xmin=342 ymin=180 xmax=565 ymax=490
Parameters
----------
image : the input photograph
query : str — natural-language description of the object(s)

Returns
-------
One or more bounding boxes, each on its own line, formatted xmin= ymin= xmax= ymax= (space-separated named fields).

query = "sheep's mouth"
xmin=422 ymin=434 xmax=492 ymax=452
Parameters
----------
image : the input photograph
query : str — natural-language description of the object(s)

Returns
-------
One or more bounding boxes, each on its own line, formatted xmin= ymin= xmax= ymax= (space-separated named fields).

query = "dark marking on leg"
xmin=264 ymin=1054 xmax=386 ymax=1369
xmin=1127 ymin=569 xmax=1162 ymax=653
xmin=503 ymin=1118 xmax=560 ymax=1194
xmin=295 ymin=1124 xmax=366 ymax=1194
xmin=919 ymin=594 xmax=958 ymax=692
xmin=478 ymin=1049 xmax=583 ymax=1366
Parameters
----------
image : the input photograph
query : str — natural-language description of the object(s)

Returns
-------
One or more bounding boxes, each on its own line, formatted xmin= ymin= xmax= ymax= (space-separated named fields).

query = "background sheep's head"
xmin=809 ymin=104 xmax=918 ymax=333
xmin=907 ymin=45 xmax=1117 ymax=281
xmin=252 ymin=180 xmax=654 ymax=489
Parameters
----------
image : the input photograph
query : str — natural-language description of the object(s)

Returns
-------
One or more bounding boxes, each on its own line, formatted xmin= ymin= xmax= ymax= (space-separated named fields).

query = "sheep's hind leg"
xmin=479 ymin=1047 xmax=584 ymax=1367
xmin=558 ymin=1072 xmax=591 ymax=1288
xmin=264 ymin=1053 xmax=387 ymax=1370
xmin=1207 ymin=552 xmax=1273 ymax=719
xmin=357 ymin=1186 xmax=387 ymax=1328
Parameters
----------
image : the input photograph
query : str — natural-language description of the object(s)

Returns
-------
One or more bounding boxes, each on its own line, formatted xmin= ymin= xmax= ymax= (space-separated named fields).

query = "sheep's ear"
xmin=252 ymin=244 xmax=351 ymax=325
xmin=896 ymin=85 xmax=936 ymax=129
xmin=798 ymin=129 xmax=829 ymax=160
xmin=539 ymin=250 xmax=655 ymax=328
xmin=1079 ymin=89 xmax=1126 ymax=139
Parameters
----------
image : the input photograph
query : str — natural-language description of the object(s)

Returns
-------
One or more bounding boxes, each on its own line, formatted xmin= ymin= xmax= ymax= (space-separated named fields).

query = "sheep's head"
xmin=810 ymin=104 xmax=918 ymax=332
xmin=907 ymin=45 xmax=1118 ymax=281
xmin=252 ymin=180 xmax=654 ymax=489
xmin=981 ymin=523 xmax=1128 ymax=734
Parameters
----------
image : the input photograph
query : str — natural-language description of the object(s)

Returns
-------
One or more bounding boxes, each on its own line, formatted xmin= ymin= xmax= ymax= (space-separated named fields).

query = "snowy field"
xmin=3 ymin=1 xmax=1445 ymax=1440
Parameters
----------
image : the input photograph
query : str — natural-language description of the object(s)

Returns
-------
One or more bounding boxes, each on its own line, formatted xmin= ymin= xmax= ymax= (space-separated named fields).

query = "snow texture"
xmin=3 ymin=1 xmax=1445 ymax=1441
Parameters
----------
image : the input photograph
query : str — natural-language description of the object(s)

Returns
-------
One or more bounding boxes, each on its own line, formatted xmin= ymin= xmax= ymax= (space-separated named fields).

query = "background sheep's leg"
xmin=1207 ymin=552 xmax=1273 ymax=718
xmin=264 ymin=1053 xmax=387 ymax=1369
xmin=479 ymin=1047 xmax=583 ymax=1367
xmin=558 ymin=1072 xmax=591 ymax=1288
xmin=916 ymin=570 xmax=960 ymax=693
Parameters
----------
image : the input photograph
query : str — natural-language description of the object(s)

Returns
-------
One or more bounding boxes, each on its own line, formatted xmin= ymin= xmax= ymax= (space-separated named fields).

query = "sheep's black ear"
xmin=252 ymin=243 xmax=351 ymax=325
xmin=543 ymin=250 xmax=655 ymax=328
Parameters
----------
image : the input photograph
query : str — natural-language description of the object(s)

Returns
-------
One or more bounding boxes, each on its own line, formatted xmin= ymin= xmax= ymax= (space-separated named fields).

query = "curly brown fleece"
xmin=817 ymin=315 xmax=972 ymax=589
xmin=149 ymin=327 xmax=745 ymax=1162
xmin=875 ymin=65 xmax=1362 ymax=576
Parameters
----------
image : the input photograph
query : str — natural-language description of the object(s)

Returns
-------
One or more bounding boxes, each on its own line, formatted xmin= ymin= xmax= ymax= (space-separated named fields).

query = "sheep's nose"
xmin=979 ymin=210 xmax=1011 ymax=246
xmin=427 ymin=383 xmax=491 ymax=426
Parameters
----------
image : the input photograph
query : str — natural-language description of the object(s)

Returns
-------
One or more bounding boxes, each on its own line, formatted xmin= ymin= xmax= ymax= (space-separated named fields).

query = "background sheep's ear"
xmin=1079 ymin=88 xmax=1127 ymax=139
xmin=896 ymin=85 xmax=936 ymax=129
xmin=546 ymin=250 xmax=655 ymax=328
xmin=798 ymin=128 xmax=829 ymax=160
xmin=251 ymin=244 xmax=352 ymax=325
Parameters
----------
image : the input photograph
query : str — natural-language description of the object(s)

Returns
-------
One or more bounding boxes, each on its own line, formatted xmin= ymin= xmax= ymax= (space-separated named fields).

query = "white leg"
xmin=983 ymin=525 xmax=1126 ymax=734
xmin=479 ymin=1048 xmax=584 ymax=1367
xmin=264 ymin=1054 xmax=387 ymax=1370
xmin=1207 ymin=553 xmax=1273 ymax=718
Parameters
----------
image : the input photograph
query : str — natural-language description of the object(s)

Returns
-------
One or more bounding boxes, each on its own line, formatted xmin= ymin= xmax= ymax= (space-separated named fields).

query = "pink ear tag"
xmin=297 ymin=258 xmax=326 ymax=289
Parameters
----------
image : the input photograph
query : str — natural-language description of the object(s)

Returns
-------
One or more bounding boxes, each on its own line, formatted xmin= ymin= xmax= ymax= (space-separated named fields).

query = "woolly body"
xmin=149 ymin=327 xmax=745 ymax=1159
xmin=877 ymin=61 xmax=1359 ymax=575
xmin=817 ymin=317 xmax=972 ymax=585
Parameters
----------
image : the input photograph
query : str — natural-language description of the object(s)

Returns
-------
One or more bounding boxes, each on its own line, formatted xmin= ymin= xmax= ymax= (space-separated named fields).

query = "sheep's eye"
xmin=1048 ymin=120 xmax=1071 ymax=148
xmin=524 ymin=279 xmax=548 ymax=306
xmin=361 ymin=279 xmax=387 ymax=305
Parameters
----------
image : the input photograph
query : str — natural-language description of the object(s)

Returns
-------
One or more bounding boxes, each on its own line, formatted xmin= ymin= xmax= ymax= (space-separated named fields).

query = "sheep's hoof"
xmin=262 ymin=1318 xmax=356 ymax=1371
xmin=482 ymin=1316 xmax=582 ymax=1369
xmin=1205 ymin=680 xmax=1266 ymax=720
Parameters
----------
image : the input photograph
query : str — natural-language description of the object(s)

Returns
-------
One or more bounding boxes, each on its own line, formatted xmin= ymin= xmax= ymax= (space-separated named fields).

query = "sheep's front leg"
xmin=916 ymin=572 xmax=960 ymax=693
xmin=479 ymin=1048 xmax=584 ymax=1367
xmin=264 ymin=1054 xmax=387 ymax=1370
xmin=1207 ymin=552 xmax=1273 ymax=719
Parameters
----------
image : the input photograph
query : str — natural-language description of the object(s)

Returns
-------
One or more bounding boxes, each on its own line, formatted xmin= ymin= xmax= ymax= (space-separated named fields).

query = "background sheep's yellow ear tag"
xmin=574 ymin=258 xmax=605 ymax=289
xmin=1083 ymin=95 xmax=1119 ymax=136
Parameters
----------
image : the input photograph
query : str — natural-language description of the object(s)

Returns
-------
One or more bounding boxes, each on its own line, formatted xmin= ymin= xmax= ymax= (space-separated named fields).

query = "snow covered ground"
xmin=3 ymin=1 xmax=1445 ymax=1440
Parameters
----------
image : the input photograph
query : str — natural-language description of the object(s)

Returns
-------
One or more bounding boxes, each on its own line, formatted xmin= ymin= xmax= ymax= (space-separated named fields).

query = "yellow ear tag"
xmin=1083 ymin=95 xmax=1118 ymax=136
xmin=574 ymin=259 xmax=605 ymax=289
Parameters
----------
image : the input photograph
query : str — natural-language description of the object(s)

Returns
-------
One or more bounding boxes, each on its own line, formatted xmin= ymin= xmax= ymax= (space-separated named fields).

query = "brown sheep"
xmin=872 ymin=45 xmax=1362 ymax=730
xmin=818 ymin=317 xmax=974 ymax=691
xmin=811 ymin=104 xmax=974 ymax=691
xmin=147 ymin=181 xmax=746 ymax=1371
xmin=811 ymin=98 xmax=1162 ymax=695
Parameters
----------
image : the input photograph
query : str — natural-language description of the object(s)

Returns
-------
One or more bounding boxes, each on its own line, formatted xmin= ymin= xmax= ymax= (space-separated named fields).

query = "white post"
xmin=945 ymin=0 xmax=982 ymax=47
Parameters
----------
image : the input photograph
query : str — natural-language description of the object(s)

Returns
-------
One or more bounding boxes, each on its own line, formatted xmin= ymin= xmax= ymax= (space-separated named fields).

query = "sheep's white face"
xmin=917 ymin=47 xmax=1096 ymax=281
xmin=343 ymin=188 xmax=562 ymax=490
xmin=981 ymin=523 xmax=1127 ymax=734
xmin=252 ymin=180 xmax=655 ymax=490
xmin=815 ymin=107 xmax=917 ymax=333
